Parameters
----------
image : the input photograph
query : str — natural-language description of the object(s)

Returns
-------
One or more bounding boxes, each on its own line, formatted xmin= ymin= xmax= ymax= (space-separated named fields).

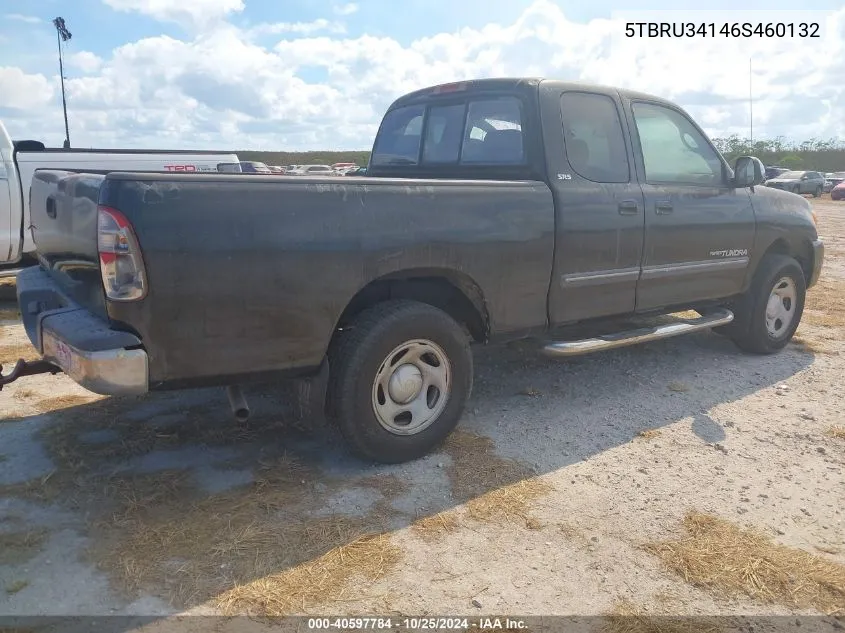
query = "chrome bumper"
xmin=41 ymin=329 xmax=149 ymax=395
xmin=808 ymin=239 xmax=824 ymax=288
xmin=16 ymin=266 xmax=149 ymax=396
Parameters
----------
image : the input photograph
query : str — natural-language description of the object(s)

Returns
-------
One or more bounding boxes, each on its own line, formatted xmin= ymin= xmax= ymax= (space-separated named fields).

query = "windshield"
xmin=832 ymin=172 xmax=845 ymax=179
xmin=777 ymin=171 xmax=804 ymax=179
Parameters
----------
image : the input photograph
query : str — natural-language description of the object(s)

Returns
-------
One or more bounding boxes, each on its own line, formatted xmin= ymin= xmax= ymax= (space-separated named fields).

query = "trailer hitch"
xmin=0 ymin=359 xmax=62 ymax=391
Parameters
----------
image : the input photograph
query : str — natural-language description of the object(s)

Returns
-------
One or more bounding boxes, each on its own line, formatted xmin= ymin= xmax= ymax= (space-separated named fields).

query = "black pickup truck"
xmin=5 ymin=78 xmax=824 ymax=464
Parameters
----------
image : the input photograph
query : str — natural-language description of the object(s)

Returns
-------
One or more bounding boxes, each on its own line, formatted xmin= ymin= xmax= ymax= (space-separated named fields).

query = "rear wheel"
xmin=724 ymin=255 xmax=806 ymax=354
xmin=327 ymin=300 xmax=473 ymax=463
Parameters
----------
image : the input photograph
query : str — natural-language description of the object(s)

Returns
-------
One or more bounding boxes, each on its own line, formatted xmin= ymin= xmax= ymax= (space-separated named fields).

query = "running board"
xmin=0 ymin=267 xmax=23 ymax=280
xmin=542 ymin=308 xmax=734 ymax=358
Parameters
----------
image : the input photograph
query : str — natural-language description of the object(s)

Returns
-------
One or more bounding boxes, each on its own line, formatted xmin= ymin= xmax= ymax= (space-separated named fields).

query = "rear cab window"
xmin=370 ymin=96 xmax=526 ymax=169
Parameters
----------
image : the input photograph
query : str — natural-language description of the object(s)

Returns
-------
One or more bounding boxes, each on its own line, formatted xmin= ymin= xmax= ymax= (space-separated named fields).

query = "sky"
xmin=0 ymin=0 xmax=843 ymax=151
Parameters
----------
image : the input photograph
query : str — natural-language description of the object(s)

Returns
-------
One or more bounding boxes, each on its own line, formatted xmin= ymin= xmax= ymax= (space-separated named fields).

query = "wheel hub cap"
xmin=371 ymin=339 xmax=452 ymax=436
xmin=388 ymin=363 xmax=423 ymax=404
xmin=765 ymin=277 xmax=797 ymax=338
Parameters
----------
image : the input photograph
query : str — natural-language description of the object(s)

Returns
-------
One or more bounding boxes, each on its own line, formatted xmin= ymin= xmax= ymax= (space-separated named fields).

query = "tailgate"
xmin=30 ymin=169 xmax=108 ymax=318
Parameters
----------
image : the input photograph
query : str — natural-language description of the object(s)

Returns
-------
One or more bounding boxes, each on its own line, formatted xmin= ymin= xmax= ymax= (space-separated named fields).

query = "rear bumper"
xmin=16 ymin=266 xmax=149 ymax=396
xmin=808 ymin=239 xmax=824 ymax=289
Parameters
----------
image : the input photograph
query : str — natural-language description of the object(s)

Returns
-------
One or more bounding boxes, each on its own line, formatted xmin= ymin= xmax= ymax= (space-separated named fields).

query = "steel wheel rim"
xmin=765 ymin=277 xmax=797 ymax=338
xmin=371 ymin=339 xmax=451 ymax=436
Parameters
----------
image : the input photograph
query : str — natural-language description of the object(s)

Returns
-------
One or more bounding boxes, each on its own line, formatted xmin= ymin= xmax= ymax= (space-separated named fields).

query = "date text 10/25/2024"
xmin=624 ymin=22 xmax=820 ymax=38
xmin=307 ymin=617 xmax=529 ymax=630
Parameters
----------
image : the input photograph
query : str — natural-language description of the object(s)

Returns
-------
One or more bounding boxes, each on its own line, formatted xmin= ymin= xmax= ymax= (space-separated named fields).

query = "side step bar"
xmin=0 ymin=267 xmax=24 ymax=280
xmin=542 ymin=308 xmax=734 ymax=358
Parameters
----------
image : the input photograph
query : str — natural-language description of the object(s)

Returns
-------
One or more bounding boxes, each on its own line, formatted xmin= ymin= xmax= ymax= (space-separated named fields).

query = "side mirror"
xmin=733 ymin=156 xmax=765 ymax=188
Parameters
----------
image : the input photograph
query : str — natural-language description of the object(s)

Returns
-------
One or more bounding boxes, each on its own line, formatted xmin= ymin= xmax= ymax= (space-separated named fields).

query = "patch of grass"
xmin=12 ymin=388 xmax=37 ymax=401
xmin=411 ymin=510 xmax=461 ymax=541
xmin=667 ymin=382 xmax=690 ymax=393
xmin=602 ymin=600 xmax=721 ymax=633
xmin=0 ymin=530 xmax=49 ymax=565
xmin=442 ymin=430 xmax=552 ymax=528
xmin=92 ymin=455 xmax=406 ymax=612
xmin=643 ymin=511 xmax=845 ymax=615
xmin=214 ymin=531 xmax=400 ymax=616
xmin=0 ymin=306 xmax=20 ymax=321
xmin=803 ymin=277 xmax=845 ymax=329
xmin=0 ymin=341 xmax=39 ymax=362
xmin=638 ymin=429 xmax=661 ymax=440
xmin=33 ymin=394 xmax=103 ymax=414
xmin=827 ymin=426 xmax=845 ymax=440
xmin=5 ymin=579 xmax=29 ymax=595
xmin=791 ymin=335 xmax=838 ymax=356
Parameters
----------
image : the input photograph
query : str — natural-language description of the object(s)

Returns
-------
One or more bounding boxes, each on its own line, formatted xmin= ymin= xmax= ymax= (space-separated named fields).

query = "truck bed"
xmin=29 ymin=170 xmax=556 ymax=388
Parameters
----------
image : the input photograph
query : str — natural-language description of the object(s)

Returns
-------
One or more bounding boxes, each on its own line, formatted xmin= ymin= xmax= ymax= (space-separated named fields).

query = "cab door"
xmin=544 ymin=87 xmax=645 ymax=325
xmin=626 ymin=100 xmax=755 ymax=311
xmin=0 ymin=152 xmax=19 ymax=263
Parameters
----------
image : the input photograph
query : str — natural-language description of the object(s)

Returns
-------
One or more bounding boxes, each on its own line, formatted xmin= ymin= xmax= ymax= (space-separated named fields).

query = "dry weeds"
xmin=803 ymin=277 xmax=845 ymax=329
xmin=214 ymin=532 xmax=400 ymax=616
xmin=643 ymin=511 xmax=845 ymax=614
xmin=411 ymin=510 xmax=461 ymax=541
xmin=791 ymin=335 xmax=839 ymax=356
xmin=0 ymin=529 xmax=48 ymax=565
xmin=602 ymin=600 xmax=721 ymax=633
xmin=443 ymin=430 xmax=552 ymax=528
xmin=638 ymin=429 xmax=662 ymax=440
xmin=0 ymin=341 xmax=39 ymax=362
xmin=667 ymin=382 xmax=690 ymax=393
xmin=0 ymin=306 xmax=20 ymax=321
xmin=5 ymin=579 xmax=29 ymax=595
xmin=827 ymin=426 xmax=845 ymax=440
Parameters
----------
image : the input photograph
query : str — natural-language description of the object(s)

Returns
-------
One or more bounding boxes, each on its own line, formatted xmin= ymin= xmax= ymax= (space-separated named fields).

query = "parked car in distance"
xmin=268 ymin=165 xmax=285 ymax=174
xmin=831 ymin=181 xmax=845 ymax=200
xmin=344 ymin=166 xmax=367 ymax=176
xmin=765 ymin=166 xmax=789 ymax=180
xmin=11 ymin=77 xmax=824 ymax=464
xmin=764 ymin=170 xmax=825 ymax=196
xmin=824 ymin=171 xmax=845 ymax=192
xmin=239 ymin=161 xmax=272 ymax=174
xmin=332 ymin=162 xmax=357 ymax=172
xmin=289 ymin=164 xmax=336 ymax=176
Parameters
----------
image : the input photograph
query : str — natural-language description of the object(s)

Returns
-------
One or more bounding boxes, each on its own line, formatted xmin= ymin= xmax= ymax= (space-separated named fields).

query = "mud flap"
xmin=295 ymin=358 xmax=330 ymax=431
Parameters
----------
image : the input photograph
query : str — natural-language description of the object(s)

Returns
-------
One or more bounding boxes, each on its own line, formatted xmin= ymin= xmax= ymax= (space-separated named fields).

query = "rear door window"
xmin=560 ymin=92 xmax=630 ymax=183
xmin=460 ymin=97 xmax=525 ymax=165
xmin=371 ymin=105 xmax=425 ymax=166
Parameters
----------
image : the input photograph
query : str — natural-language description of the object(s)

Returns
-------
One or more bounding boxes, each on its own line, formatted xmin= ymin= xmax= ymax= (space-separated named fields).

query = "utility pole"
xmin=52 ymin=17 xmax=72 ymax=149
xmin=749 ymin=57 xmax=753 ymax=147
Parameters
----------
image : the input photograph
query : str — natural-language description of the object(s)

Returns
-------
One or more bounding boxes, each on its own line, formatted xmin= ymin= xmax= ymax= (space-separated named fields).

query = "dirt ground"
xmin=1 ymin=198 xmax=843 ymax=630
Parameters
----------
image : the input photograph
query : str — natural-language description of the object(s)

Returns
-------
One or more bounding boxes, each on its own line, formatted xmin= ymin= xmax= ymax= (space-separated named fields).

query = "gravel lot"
xmin=0 ymin=198 xmax=843 ymax=629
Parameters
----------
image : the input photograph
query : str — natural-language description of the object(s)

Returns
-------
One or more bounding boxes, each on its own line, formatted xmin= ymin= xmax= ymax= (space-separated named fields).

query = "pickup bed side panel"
xmin=101 ymin=176 xmax=555 ymax=387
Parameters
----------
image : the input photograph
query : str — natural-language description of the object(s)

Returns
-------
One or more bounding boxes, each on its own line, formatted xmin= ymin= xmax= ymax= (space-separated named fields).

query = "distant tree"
xmin=779 ymin=154 xmax=804 ymax=169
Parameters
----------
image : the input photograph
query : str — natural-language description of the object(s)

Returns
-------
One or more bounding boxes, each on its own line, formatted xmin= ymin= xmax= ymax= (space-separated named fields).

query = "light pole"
xmin=52 ymin=17 xmax=72 ymax=149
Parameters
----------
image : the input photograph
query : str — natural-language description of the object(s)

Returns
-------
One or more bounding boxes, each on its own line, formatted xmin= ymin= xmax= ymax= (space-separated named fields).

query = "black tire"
xmin=724 ymin=254 xmax=806 ymax=354
xmin=327 ymin=299 xmax=473 ymax=463
xmin=813 ymin=186 xmax=822 ymax=198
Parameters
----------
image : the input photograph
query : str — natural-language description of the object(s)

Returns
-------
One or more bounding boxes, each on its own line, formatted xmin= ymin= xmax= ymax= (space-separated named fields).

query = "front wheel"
xmin=327 ymin=300 xmax=473 ymax=463
xmin=813 ymin=186 xmax=822 ymax=198
xmin=726 ymin=255 xmax=806 ymax=354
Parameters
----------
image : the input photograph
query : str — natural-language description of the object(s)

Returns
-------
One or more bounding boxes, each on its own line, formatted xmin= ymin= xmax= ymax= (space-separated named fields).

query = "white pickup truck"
xmin=0 ymin=120 xmax=240 ymax=277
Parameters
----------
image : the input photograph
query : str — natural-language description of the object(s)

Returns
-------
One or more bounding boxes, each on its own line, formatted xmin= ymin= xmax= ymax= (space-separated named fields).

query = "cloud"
xmin=67 ymin=51 xmax=104 ymax=74
xmin=333 ymin=3 xmax=359 ymax=16
xmin=101 ymin=0 xmax=244 ymax=29
xmin=0 ymin=67 xmax=54 ymax=111
xmin=2 ymin=1 xmax=843 ymax=150
xmin=247 ymin=19 xmax=346 ymax=38
xmin=4 ymin=14 xmax=41 ymax=24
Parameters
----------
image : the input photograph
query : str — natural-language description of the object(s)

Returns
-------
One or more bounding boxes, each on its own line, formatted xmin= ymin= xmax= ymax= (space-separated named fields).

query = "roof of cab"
xmin=386 ymin=77 xmax=678 ymax=111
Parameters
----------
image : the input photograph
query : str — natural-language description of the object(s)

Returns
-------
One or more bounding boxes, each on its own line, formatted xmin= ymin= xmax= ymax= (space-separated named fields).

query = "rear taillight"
xmin=97 ymin=206 xmax=147 ymax=301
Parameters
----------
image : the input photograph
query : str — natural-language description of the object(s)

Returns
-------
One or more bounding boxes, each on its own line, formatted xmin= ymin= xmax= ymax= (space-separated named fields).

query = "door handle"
xmin=618 ymin=200 xmax=639 ymax=215
xmin=46 ymin=195 xmax=57 ymax=219
xmin=655 ymin=201 xmax=673 ymax=215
